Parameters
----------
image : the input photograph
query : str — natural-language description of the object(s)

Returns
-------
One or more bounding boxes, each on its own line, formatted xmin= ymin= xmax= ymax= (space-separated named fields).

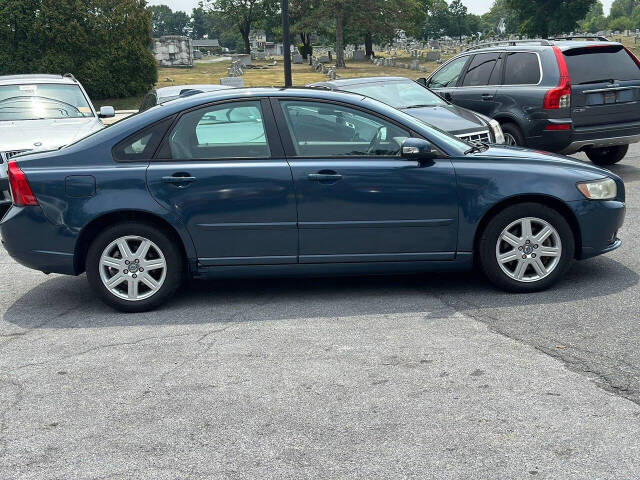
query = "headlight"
xmin=489 ymin=119 xmax=505 ymax=144
xmin=577 ymin=178 xmax=617 ymax=200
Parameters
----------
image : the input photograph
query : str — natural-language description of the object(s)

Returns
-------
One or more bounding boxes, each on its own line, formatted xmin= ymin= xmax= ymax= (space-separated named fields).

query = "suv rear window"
xmin=563 ymin=45 xmax=640 ymax=84
xmin=504 ymin=52 xmax=540 ymax=85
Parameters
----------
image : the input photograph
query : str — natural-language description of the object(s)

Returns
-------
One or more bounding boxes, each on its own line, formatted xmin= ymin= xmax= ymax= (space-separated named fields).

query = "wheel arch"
xmin=473 ymin=194 xmax=582 ymax=260
xmin=74 ymin=210 xmax=192 ymax=275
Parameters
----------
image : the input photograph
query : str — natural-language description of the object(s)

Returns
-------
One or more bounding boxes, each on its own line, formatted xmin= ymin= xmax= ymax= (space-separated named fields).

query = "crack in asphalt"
xmin=433 ymin=293 xmax=640 ymax=406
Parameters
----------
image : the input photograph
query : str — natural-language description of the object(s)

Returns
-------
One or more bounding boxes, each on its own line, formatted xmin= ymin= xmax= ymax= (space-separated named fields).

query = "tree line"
xmin=153 ymin=1 xmax=634 ymax=61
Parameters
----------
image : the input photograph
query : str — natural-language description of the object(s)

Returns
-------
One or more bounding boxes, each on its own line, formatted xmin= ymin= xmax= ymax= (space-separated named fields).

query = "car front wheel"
xmin=584 ymin=145 xmax=628 ymax=166
xmin=478 ymin=203 xmax=574 ymax=292
xmin=86 ymin=222 xmax=183 ymax=312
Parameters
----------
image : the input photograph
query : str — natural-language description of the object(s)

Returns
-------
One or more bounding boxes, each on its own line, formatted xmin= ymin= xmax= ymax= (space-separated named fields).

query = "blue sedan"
xmin=0 ymin=88 xmax=625 ymax=311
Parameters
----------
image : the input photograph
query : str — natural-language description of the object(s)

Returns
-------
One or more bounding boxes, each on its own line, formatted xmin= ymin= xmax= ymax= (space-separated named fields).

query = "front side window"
xmin=504 ymin=52 xmax=541 ymax=85
xmin=342 ymin=80 xmax=446 ymax=108
xmin=0 ymin=83 xmax=93 ymax=121
xmin=163 ymin=101 xmax=270 ymax=160
xmin=279 ymin=100 xmax=410 ymax=157
xmin=428 ymin=56 xmax=469 ymax=88
xmin=462 ymin=53 xmax=501 ymax=86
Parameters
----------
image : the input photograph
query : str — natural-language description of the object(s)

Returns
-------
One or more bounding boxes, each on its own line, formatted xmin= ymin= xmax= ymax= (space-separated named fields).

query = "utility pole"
xmin=282 ymin=0 xmax=292 ymax=87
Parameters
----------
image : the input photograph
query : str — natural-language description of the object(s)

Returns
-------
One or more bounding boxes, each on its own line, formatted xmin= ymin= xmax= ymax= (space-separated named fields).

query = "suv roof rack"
xmin=548 ymin=35 xmax=610 ymax=41
xmin=464 ymin=39 xmax=551 ymax=51
xmin=62 ymin=73 xmax=78 ymax=82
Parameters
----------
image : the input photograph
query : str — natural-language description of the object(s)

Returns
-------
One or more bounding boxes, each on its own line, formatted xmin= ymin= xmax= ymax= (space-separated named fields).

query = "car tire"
xmin=501 ymin=122 xmax=525 ymax=147
xmin=478 ymin=203 xmax=574 ymax=293
xmin=584 ymin=145 xmax=628 ymax=166
xmin=86 ymin=222 xmax=183 ymax=312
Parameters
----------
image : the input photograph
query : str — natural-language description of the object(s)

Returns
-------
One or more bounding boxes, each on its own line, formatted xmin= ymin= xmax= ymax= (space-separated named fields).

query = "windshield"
xmin=342 ymin=80 xmax=447 ymax=109
xmin=0 ymin=84 xmax=94 ymax=121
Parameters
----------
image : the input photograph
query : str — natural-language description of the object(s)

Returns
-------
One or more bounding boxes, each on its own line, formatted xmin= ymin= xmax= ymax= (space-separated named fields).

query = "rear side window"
xmin=113 ymin=117 xmax=174 ymax=161
xmin=564 ymin=45 xmax=640 ymax=84
xmin=161 ymin=100 xmax=270 ymax=160
xmin=504 ymin=52 xmax=541 ymax=85
xmin=462 ymin=53 xmax=501 ymax=86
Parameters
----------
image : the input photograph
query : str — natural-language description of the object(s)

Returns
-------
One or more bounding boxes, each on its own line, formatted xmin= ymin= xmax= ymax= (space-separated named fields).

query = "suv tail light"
xmin=623 ymin=46 xmax=640 ymax=69
xmin=544 ymin=46 xmax=571 ymax=110
xmin=7 ymin=161 xmax=38 ymax=206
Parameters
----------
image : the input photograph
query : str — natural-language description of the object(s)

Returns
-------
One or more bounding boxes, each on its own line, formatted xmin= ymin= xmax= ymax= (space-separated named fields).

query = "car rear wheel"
xmin=478 ymin=203 xmax=574 ymax=292
xmin=584 ymin=145 xmax=628 ymax=166
xmin=501 ymin=122 xmax=525 ymax=147
xmin=86 ymin=222 xmax=183 ymax=312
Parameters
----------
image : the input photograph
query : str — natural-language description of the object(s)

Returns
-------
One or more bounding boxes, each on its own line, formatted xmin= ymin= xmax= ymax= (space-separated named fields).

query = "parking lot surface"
xmin=1 ymin=148 xmax=640 ymax=479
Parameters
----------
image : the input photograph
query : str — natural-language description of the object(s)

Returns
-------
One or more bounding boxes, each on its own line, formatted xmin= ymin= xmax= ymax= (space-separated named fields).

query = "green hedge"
xmin=0 ymin=0 xmax=157 ymax=99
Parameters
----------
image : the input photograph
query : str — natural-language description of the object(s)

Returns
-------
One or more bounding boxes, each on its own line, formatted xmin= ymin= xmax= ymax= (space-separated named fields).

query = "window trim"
xmin=151 ymin=97 xmax=284 ymax=162
xmin=270 ymin=97 xmax=417 ymax=160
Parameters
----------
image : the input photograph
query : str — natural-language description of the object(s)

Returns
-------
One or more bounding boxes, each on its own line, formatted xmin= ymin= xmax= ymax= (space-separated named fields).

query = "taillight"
xmin=7 ymin=161 xmax=38 ymax=206
xmin=623 ymin=46 xmax=640 ymax=69
xmin=544 ymin=46 xmax=571 ymax=110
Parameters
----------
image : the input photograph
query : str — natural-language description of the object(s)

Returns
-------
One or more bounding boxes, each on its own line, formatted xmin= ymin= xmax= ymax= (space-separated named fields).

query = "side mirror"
xmin=401 ymin=138 xmax=438 ymax=161
xmin=98 ymin=106 xmax=115 ymax=118
xmin=416 ymin=77 xmax=427 ymax=87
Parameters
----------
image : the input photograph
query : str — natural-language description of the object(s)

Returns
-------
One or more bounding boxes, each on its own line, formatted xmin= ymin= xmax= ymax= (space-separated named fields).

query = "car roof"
xmin=0 ymin=74 xmax=79 ymax=86
xmin=463 ymin=40 xmax=622 ymax=54
xmin=308 ymin=76 xmax=413 ymax=89
xmin=154 ymin=84 xmax=233 ymax=98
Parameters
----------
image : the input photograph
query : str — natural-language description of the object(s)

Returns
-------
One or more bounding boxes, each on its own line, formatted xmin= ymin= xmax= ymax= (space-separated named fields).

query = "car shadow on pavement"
xmin=3 ymin=255 xmax=638 ymax=330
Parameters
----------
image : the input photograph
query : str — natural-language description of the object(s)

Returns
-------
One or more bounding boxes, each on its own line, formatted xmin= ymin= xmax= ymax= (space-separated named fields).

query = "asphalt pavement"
xmin=1 ymin=147 xmax=639 ymax=479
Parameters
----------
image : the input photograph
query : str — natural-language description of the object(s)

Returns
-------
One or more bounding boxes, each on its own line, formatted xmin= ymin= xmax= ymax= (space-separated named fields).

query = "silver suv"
xmin=0 ymin=74 xmax=113 ymax=211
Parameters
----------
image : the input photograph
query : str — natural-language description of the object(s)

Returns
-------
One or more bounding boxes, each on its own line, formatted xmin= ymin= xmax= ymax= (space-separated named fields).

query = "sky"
xmin=147 ymin=0 xmax=614 ymax=16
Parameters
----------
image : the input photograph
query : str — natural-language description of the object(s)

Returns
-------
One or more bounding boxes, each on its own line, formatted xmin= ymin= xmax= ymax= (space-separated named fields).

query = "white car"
xmin=0 ymin=74 xmax=113 ymax=211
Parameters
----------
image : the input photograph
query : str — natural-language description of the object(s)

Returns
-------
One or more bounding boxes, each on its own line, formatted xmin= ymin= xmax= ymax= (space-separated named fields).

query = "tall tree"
xmin=422 ymin=0 xmax=450 ymax=39
xmin=192 ymin=4 xmax=213 ymax=38
xmin=609 ymin=0 xmax=637 ymax=19
xmin=448 ymin=0 xmax=468 ymax=40
xmin=506 ymin=0 xmax=596 ymax=37
xmin=480 ymin=0 xmax=518 ymax=36
xmin=206 ymin=0 xmax=277 ymax=54
xmin=149 ymin=4 xmax=191 ymax=36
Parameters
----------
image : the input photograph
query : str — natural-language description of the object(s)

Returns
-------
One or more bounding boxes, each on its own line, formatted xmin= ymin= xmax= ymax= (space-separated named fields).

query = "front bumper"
xmin=569 ymin=199 xmax=625 ymax=260
xmin=0 ymin=205 xmax=77 ymax=275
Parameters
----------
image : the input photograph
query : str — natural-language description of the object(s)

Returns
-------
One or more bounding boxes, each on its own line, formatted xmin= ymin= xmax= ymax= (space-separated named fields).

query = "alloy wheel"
xmin=99 ymin=235 xmax=167 ymax=301
xmin=495 ymin=217 xmax=562 ymax=283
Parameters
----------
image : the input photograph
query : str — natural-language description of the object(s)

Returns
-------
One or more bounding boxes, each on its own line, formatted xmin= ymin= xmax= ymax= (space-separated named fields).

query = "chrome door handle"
xmin=162 ymin=175 xmax=196 ymax=184
xmin=482 ymin=94 xmax=494 ymax=100
xmin=308 ymin=172 xmax=342 ymax=182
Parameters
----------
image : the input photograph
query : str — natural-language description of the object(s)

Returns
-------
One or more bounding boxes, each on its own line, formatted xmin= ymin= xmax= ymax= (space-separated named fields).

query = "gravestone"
xmin=353 ymin=50 xmax=366 ymax=61
xmin=292 ymin=54 xmax=303 ymax=64
xmin=426 ymin=51 xmax=441 ymax=61
xmin=220 ymin=77 xmax=245 ymax=87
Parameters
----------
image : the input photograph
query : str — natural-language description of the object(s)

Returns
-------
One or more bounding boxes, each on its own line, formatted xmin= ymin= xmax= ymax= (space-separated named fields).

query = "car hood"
xmin=0 ymin=118 xmax=104 ymax=153
xmin=401 ymin=105 xmax=488 ymax=134
xmin=468 ymin=145 xmax=614 ymax=178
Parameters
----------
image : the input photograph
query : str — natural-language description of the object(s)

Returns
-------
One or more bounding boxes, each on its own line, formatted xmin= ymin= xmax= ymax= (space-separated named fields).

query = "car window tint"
xmin=462 ymin=53 xmax=500 ymax=86
xmin=279 ymin=100 xmax=409 ymax=157
xmin=504 ymin=52 xmax=540 ymax=85
xmin=429 ymin=56 xmax=468 ymax=88
xmin=488 ymin=54 xmax=504 ymax=85
xmin=564 ymin=45 xmax=640 ymax=84
xmin=165 ymin=101 xmax=270 ymax=160
xmin=113 ymin=117 xmax=174 ymax=161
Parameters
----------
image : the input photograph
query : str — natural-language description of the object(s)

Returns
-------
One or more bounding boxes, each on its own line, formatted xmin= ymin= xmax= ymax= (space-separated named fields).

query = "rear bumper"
xmin=526 ymin=119 xmax=640 ymax=154
xmin=0 ymin=205 xmax=77 ymax=275
xmin=569 ymin=199 xmax=625 ymax=260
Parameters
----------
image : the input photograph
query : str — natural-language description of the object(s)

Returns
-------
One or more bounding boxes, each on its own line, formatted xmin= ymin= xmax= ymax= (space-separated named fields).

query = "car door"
xmin=454 ymin=52 xmax=502 ymax=116
xmin=427 ymin=55 xmax=471 ymax=102
xmin=272 ymin=98 xmax=458 ymax=263
xmin=146 ymin=98 xmax=298 ymax=266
